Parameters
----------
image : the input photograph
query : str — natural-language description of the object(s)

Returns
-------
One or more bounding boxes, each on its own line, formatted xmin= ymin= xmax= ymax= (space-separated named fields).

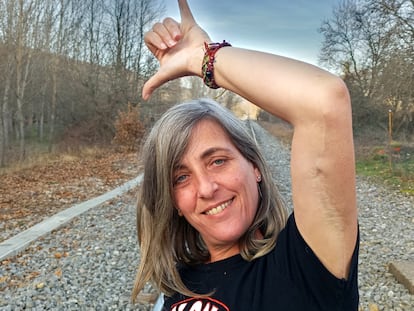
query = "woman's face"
xmin=173 ymin=119 xmax=261 ymax=261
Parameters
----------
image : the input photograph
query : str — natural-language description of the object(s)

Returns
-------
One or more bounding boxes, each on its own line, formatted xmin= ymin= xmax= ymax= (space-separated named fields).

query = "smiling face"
xmin=173 ymin=118 xmax=261 ymax=261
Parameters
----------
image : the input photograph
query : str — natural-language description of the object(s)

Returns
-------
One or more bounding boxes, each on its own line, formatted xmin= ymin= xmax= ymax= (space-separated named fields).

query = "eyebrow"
xmin=200 ymin=147 xmax=232 ymax=160
xmin=174 ymin=147 xmax=233 ymax=171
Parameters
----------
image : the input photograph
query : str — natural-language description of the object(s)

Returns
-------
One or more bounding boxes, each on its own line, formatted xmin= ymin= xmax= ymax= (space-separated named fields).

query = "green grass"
xmin=356 ymin=149 xmax=414 ymax=196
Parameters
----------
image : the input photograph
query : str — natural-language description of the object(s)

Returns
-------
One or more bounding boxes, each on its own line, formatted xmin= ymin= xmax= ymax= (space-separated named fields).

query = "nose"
xmin=197 ymin=174 xmax=218 ymax=199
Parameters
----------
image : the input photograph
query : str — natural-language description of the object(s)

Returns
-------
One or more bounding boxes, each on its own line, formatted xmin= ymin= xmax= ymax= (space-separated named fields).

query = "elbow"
xmin=316 ymin=76 xmax=352 ymax=128
xmin=325 ymin=76 xmax=351 ymax=116
xmin=290 ymin=74 xmax=352 ymax=129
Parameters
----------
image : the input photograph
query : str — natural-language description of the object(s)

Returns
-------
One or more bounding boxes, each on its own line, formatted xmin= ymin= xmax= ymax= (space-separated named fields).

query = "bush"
xmin=112 ymin=103 xmax=145 ymax=152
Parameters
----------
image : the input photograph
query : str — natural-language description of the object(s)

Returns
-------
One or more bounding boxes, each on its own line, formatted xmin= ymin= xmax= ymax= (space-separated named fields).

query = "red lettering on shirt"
xmin=170 ymin=297 xmax=229 ymax=311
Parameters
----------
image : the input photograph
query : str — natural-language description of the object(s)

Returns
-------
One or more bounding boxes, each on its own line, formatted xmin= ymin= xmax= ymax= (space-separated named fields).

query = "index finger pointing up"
xmin=178 ymin=0 xmax=196 ymax=25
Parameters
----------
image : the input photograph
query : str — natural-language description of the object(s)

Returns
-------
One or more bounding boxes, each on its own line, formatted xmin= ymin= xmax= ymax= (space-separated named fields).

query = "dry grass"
xmin=2 ymin=151 xmax=56 ymax=175
xmin=0 ymin=145 xmax=115 ymax=175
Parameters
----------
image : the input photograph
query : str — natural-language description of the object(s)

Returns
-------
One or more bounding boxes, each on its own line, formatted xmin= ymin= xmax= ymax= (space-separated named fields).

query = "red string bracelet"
xmin=202 ymin=40 xmax=232 ymax=89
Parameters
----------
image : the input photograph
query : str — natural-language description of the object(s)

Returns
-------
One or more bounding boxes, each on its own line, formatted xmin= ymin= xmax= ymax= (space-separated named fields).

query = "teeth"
xmin=205 ymin=199 xmax=232 ymax=216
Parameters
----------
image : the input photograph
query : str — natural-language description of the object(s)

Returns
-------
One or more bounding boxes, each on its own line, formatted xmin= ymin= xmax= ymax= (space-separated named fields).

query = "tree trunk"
xmin=1 ymin=71 xmax=12 ymax=167
xmin=39 ymin=84 xmax=46 ymax=141
xmin=0 ymin=105 xmax=4 ymax=168
xmin=48 ymin=58 xmax=57 ymax=153
xmin=16 ymin=50 xmax=32 ymax=161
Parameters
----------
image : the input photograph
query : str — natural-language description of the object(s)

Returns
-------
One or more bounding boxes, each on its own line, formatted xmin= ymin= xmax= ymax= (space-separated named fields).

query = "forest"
xmin=0 ymin=0 xmax=413 ymax=168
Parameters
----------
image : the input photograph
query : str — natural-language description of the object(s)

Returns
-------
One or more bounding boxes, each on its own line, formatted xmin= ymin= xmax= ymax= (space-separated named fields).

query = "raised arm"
xmin=143 ymin=0 xmax=358 ymax=279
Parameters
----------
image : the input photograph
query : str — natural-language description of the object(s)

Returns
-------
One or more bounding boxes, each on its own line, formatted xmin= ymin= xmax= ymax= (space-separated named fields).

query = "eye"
xmin=174 ymin=174 xmax=188 ymax=185
xmin=213 ymin=159 xmax=225 ymax=166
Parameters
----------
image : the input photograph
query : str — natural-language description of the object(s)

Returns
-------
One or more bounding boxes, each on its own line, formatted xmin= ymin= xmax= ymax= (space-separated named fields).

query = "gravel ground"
xmin=0 ymin=121 xmax=413 ymax=310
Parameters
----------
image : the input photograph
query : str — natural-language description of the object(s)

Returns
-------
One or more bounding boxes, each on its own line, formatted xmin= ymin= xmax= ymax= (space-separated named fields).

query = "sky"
xmin=163 ymin=0 xmax=341 ymax=66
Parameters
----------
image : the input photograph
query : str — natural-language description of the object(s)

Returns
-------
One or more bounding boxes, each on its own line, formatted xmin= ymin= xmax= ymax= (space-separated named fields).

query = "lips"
xmin=204 ymin=198 xmax=234 ymax=216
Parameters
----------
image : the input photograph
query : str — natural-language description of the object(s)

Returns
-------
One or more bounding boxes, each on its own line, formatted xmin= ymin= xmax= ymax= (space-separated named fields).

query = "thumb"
xmin=141 ymin=69 xmax=173 ymax=101
xmin=142 ymin=76 xmax=158 ymax=101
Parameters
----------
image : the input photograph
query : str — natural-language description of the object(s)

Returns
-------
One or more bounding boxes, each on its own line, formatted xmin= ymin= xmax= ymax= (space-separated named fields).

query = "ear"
xmin=254 ymin=167 xmax=261 ymax=182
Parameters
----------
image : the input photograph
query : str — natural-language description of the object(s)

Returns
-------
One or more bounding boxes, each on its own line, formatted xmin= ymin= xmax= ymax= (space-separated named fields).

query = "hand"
xmin=142 ymin=0 xmax=211 ymax=100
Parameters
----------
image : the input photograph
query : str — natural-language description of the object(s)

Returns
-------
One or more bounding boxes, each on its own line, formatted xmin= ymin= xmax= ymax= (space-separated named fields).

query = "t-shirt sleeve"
xmin=273 ymin=213 xmax=359 ymax=310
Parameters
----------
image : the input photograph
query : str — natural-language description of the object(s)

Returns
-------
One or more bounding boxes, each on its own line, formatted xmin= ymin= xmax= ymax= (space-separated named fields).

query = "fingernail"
xmin=160 ymin=43 xmax=168 ymax=49
xmin=168 ymin=40 xmax=177 ymax=47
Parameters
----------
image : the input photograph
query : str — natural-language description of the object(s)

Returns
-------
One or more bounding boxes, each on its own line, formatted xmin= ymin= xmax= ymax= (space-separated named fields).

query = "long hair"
xmin=132 ymin=99 xmax=287 ymax=300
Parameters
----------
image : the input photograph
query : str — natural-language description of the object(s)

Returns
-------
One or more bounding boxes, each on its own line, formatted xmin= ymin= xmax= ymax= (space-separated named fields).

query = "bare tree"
xmin=318 ymin=0 xmax=413 ymax=137
xmin=47 ymin=0 xmax=63 ymax=152
xmin=377 ymin=0 xmax=414 ymax=42
xmin=319 ymin=0 xmax=394 ymax=98
xmin=0 ymin=0 xmax=17 ymax=165
xmin=0 ymin=0 xmax=180 ymax=165
xmin=14 ymin=0 xmax=40 ymax=160
xmin=36 ymin=0 xmax=55 ymax=142
xmin=133 ymin=0 xmax=164 ymax=98
xmin=105 ymin=0 xmax=165 ymax=106
xmin=374 ymin=0 xmax=414 ymax=137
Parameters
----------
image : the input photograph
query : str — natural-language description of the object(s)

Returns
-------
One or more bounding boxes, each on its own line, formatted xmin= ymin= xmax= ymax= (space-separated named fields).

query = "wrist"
xmin=201 ymin=41 xmax=232 ymax=89
xmin=188 ymin=42 xmax=211 ymax=78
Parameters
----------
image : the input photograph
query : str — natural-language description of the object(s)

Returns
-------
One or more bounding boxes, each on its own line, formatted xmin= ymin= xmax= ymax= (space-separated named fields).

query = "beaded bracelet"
xmin=202 ymin=40 xmax=232 ymax=89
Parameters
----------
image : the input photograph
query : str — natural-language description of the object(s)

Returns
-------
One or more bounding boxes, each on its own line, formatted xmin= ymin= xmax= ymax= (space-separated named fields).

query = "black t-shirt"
xmin=163 ymin=213 xmax=359 ymax=311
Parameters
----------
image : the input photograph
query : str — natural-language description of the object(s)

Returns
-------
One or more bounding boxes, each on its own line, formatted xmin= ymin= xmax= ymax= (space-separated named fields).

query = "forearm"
xmin=208 ymin=47 xmax=349 ymax=127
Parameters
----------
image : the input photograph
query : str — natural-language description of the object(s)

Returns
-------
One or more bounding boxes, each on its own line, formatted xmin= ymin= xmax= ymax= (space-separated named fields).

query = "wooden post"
xmin=388 ymin=110 xmax=393 ymax=171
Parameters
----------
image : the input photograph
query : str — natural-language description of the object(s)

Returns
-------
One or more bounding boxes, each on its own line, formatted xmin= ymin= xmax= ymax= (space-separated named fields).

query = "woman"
xmin=132 ymin=1 xmax=359 ymax=310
